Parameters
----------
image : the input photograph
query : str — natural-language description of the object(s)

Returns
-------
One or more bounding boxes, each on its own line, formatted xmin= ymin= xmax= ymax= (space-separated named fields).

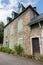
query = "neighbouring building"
xmin=3 ymin=3 xmax=43 ymax=56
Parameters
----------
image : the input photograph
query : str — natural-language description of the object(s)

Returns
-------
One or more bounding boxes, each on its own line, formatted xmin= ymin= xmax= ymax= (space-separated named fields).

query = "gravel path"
xmin=0 ymin=52 xmax=43 ymax=65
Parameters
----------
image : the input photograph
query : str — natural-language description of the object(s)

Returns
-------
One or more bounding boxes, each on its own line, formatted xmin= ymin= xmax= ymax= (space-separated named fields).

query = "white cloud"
xmin=5 ymin=0 xmax=18 ymax=10
xmin=0 ymin=9 xmax=13 ymax=24
xmin=0 ymin=0 xmax=4 ymax=9
xmin=0 ymin=0 xmax=40 ymax=25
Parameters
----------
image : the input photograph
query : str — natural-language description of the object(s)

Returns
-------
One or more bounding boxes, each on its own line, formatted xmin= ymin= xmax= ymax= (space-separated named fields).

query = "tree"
xmin=0 ymin=22 xmax=4 ymax=44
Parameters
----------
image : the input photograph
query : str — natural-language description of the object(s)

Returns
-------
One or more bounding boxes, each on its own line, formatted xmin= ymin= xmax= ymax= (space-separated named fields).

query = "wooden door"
xmin=32 ymin=38 xmax=40 ymax=56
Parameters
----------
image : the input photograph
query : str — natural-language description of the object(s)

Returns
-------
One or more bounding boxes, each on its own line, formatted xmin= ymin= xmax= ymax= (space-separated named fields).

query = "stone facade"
xmin=3 ymin=6 xmax=40 ymax=55
xmin=28 ymin=21 xmax=43 ymax=56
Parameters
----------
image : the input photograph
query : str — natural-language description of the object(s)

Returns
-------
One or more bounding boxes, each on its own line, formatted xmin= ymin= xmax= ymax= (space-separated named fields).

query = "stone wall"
xmin=30 ymin=25 xmax=43 ymax=55
xmin=3 ymin=8 xmax=38 ymax=55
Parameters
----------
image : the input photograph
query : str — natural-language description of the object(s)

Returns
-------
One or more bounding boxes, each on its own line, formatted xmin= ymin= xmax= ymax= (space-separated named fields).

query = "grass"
xmin=0 ymin=46 xmax=43 ymax=62
xmin=0 ymin=47 xmax=12 ymax=54
xmin=35 ymin=56 xmax=43 ymax=62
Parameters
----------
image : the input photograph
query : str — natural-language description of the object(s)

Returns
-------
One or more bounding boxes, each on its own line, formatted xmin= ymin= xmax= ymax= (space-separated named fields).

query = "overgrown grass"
xmin=14 ymin=44 xmax=24 ymax=55
xmin=0 ymin=46 xmax=43 ymax=62
xmin=0 ymin=47 xmax=12 ymax=54
xmin=35 ymin=56 xmax=43 ymax=62
xmin=26 ymin=54 xmax=33 ymax=58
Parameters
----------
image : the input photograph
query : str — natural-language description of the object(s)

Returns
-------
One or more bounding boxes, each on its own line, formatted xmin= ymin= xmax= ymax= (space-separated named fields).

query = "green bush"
xmin=0 ymin=47 xmax=4 ymax=52
xmin=4 ymin=47 xmax=12 ymax=54
xmin=11 ymin=50 xmax=15 ymax=54
xmin=20 ymin=51 xmax=26 ymax=57
xmin=0 ymin=47 xmax=12 ymax=54
xmin=36 ymin=56 xmax=43 ymax=62
xmin=26 ymin=54 xmax=33 ymax=58
xmin=14 ymin=44 xmax=24 ymax=55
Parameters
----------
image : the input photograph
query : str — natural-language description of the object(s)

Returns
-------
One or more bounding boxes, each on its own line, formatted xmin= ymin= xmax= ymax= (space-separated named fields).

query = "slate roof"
xmin=4 ymin=5 xmax=39 ymax=28
xmin=29 ymin=14 xmax=43 ymax=26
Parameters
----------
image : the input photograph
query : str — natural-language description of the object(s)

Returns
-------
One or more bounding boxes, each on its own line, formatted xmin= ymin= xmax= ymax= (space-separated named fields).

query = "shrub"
xmin=26 ymin=54 xmax=33 ymax=58
xmin=4 ymin=47 xmax=12 ymax=54
xmin=11 ymin=50 xmax=15 ymax=54
xmin=20 ymin=51 xmax=26 ymax=57
xmin=0 ymin=47 xmax=4 ymax=52
xmin=14 ymin=44 xmax=24 ymax=55
xmin=0 ymin=47 xmax=12 ymax=54
xmin=36 ymin=56 xmax=43 ymax=62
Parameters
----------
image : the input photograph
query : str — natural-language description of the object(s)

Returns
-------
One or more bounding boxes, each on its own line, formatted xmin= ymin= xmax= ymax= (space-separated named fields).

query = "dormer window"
xmin=7 ymin=17 xmax=12 ymax=23
xmin=18 ymin=3 xmax=25 ymax=14
xmin=18 ymin=3 xmax=22 ymax=13
xmin=12 ymin=11 xmax=15 ymax=19
xmin=12 ymin=11 xmax=18 ymax=19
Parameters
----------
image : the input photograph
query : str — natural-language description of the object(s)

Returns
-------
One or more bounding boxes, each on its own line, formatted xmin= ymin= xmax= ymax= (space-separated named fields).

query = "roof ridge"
xmin=4 ymin=5 xmax=39 ymax=28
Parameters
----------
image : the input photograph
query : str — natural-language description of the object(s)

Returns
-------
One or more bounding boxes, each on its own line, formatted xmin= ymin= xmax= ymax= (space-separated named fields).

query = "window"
xmin=12 ymin=13 xmax=15 ymax=19
xmin=19 ymin=7 xmax=22 ymax=13
xmin=18 ymin=3 xmax=22 ymax=13
xmin=18 ymin=19 xmax=23 ymax=32
xmin=12 ymin=15 xmax=15 ymax=19
xmin=9 ymin=39 xmax=14 ymax=49
xmin=10 ymin=25 xmax=14 ymax=35
xmin=18 ymin=38 xmax=23 ymax=46
xmin=3 ymin=41 xmax=8 ymax=47
xmin=5 ymin=28 xmax=8 ymax=36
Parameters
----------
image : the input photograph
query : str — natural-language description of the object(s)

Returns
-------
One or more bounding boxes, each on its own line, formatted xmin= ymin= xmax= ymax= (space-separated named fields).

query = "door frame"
xmin=30 ymin=36 xmax=41 ymax=55
xmin=32 ymin=37 xmax=40 ymax=56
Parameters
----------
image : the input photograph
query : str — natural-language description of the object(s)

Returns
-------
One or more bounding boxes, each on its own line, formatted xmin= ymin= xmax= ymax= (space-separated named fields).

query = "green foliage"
xmin=0 ymin=22 xmax=4 ymax=31
xmin=20 ymin=51 xmax=26 ymax=57
xmin=0 ymin=32 xmax=4 ymax=43
xmin=14 ymin=44 xmax=24 ymax=55
xmin=26 ymin=54 xmax=33 ymax=58
xmin=0 ymin=47 xmax=4 ymax=51
xmin=36 ymin=56 xmax=43 ymax=62
xmin=0 ymin=22 xmax=4 ymax=43
xmin=0 ymin=47 xmax=12 ymax=54
xmin=10 ymin=50 xmax=15 ymax=54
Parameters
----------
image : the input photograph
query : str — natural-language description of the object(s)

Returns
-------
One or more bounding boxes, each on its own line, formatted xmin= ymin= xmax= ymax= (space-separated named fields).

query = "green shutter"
xmin=9 ymin=40 xmax=14 ymax=49
xmin=18 ymin=38 xmax=23 ymax=46
xmin=4 ymin=41 xmax=8 ymax=47
xmin=5 ymin=29 xmax=8 ymax=36
xmin=18 ymin=19 xmax=23 ymax=32
xmin=11 ymin=25 xmax=14 ymax=35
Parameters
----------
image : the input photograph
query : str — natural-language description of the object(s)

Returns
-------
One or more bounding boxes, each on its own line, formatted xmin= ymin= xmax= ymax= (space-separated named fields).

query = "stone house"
xmin=3 ymin=3 xmax=43 ymax=56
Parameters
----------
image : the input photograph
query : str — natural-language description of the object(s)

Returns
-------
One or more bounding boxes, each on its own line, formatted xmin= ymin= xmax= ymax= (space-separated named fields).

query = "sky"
xmin=0 ymin=0 xmax=43 ymax=25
